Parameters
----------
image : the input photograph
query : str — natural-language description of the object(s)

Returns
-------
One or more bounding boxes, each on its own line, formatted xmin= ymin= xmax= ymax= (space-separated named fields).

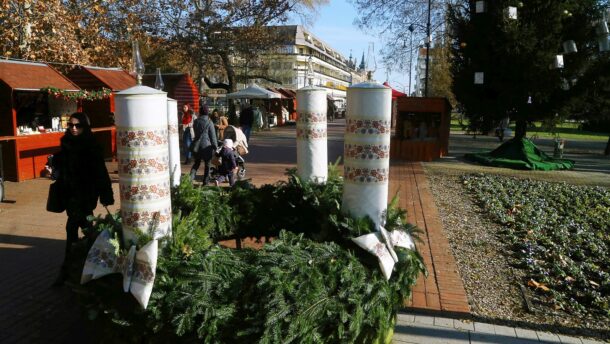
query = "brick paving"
xmin=390 ymin=162 xmax=470 ymax=314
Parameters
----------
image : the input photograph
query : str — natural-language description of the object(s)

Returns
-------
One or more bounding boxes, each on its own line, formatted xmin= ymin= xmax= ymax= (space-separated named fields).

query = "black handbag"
xmin=190 ymin=135 xmax=202 ymax=154
xmin=46 ymin=181 xmax=65 ymax=213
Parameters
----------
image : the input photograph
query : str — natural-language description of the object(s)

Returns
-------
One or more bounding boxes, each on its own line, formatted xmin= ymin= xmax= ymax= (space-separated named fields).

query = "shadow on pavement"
xmin=0 ymin=234 xmax=96 ymax=343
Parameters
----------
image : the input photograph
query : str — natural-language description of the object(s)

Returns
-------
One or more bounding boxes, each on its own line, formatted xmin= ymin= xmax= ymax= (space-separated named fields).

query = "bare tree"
xmin=352 ymin=0 xmax=465 ymax=97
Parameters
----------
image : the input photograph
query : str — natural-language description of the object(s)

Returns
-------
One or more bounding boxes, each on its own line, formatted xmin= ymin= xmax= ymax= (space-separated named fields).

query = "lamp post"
xmin=408 ymin=24 xmax=415 ymax=95
xmin=424 ymin=0 xmax=432 ymax=97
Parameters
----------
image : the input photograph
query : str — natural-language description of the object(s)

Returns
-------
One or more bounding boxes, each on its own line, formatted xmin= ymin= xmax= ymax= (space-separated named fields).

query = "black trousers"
xmin=191 ymin=146 xmax=214 ymax=184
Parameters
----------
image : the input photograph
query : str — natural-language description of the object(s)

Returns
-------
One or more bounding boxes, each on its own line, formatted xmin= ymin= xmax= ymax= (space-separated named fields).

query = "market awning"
xmin=0 ymin=59 xmax=80 ymax=91
xmin=383 ymin=82 xmax=407 ymax=99
xmin=226 ymin=83 xmax=281 ymax=99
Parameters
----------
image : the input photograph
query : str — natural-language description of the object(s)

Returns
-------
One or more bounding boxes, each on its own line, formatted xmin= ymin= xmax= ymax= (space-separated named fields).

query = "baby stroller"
xmin=211 ymin=127 xmax=248 ymax=182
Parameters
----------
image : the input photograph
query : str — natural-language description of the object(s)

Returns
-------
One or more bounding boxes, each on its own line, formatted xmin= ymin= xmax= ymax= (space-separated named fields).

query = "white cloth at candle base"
xmin=296 ymin=86 xmax=327 ymax=183
xmin=342 ymin=82 xmax=392 ymax=226
xmin=167 ymin=98 xmax=181 ymax=187
xmin=81 ymin=229 xmax=158 ymax=309
xmin=352 ymin=227 xmax=415 ymax=280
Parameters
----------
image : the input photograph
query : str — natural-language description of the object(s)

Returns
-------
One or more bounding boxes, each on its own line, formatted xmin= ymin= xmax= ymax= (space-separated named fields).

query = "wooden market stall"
xmin=66 ymin=66 xmax=136 ymax=158
xmin=0 ymin=60 xmax=82 ymax=181
xmin=142 ymin=73 xmax=200 ymax=113
xmin=390 ymin=97 xmax=451 ymax=162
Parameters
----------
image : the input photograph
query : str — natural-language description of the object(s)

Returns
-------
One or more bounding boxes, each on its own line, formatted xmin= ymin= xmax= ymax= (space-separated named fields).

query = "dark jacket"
xmin=240 ymin=106 xmax=254 ymax=127
xmin=193 ymin=115 xmax=218 ymax=160
xmin=218 ymin=147 xmax=238 ymax=174
xmin=54 ymin=134 xmax=114 ymax=213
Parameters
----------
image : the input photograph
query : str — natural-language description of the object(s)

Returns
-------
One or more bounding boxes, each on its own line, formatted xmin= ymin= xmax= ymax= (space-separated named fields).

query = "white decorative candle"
xmin=342 ymin=82 xmax=392 ymax=226
xmin=296 ymin=86 xmax=327 ymax=183
xmin=115 ymin=86 xmax=172 ymax=244
xmin=167 ymin=98 xmax=181 ymax=187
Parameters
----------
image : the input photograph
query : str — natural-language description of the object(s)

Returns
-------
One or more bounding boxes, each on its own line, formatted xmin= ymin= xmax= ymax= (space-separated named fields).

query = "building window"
xmin=299 ymin=48 xmax=304 ymax=55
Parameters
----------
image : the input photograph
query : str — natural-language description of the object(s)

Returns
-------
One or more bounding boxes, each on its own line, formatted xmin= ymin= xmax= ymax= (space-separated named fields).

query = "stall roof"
xmin=142 ymin=73 xmax=189 ymax=92
xmin=0 ymin=59 xmax=80 ymax=91
xmin=67 ymin=66 xmax=135 ymax=91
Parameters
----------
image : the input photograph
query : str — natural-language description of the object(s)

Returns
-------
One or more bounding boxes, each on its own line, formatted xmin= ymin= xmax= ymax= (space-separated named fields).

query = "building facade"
xmin=259 ymin=25 xmax=367 ymax=103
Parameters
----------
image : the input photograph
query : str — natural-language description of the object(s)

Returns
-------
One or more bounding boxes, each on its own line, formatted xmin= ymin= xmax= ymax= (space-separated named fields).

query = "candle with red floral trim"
xmin=114 ymin=85 xmax=171 ymax=244
xmin=296 ymin=86 xmax=327 ymax=183
xmin=342 ymin=82 xmax=392 ymax=226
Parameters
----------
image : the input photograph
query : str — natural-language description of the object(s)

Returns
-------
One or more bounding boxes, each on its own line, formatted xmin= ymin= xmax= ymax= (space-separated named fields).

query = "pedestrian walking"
xmin=212 ymin=108 xmax=229 ymax=140
xmin=50 ymin=112 xmax=114 ymax=286
xmin=240 ymin=104 xmax=254 ymax=142
xmin=190 ymin=107 xmax=218 ymax=184
xmin=181 ymin=103 xmax=196 ymax=164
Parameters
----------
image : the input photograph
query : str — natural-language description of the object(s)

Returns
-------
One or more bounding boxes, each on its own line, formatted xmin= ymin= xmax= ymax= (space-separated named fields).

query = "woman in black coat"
xmin=53 ymin=112 xmax=114 ymax=285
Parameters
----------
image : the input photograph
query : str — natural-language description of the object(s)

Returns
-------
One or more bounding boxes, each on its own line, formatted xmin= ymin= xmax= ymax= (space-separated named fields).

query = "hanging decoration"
xmin=40 ymin=87 xmax=112 ymax=101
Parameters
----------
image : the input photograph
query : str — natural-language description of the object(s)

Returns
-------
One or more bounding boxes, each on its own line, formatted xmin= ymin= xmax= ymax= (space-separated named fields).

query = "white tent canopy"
xmin=226 ymin=83 xmax=281 ymax=99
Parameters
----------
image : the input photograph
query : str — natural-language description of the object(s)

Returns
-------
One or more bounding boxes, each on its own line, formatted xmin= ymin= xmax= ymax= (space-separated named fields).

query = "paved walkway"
xmin=0 ymin=120 xmax=605 ymax=343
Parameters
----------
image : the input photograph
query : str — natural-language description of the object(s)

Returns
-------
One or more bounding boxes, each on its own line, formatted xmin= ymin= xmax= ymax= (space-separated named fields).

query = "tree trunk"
xmin=605 ymin=136 xmax=610 ymax=156
xmin=515 ymin=119 xmax=527 ymax=140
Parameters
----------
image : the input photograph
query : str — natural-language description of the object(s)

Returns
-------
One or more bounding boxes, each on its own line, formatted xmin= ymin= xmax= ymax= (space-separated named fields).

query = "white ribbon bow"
xmin=352 ymin=226 xmax=415 ymax=280
xmin=81 ymin=229 xmax=158 ymax=309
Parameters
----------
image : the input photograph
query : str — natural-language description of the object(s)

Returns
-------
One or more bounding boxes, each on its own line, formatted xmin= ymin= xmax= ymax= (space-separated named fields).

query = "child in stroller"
xmin=211 ymin=138 xmax=246 ymax=186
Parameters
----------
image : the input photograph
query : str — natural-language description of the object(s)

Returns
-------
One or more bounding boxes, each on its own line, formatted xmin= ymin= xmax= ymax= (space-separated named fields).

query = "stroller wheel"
xmin=237 ymin=167 xmax=246 ymax=180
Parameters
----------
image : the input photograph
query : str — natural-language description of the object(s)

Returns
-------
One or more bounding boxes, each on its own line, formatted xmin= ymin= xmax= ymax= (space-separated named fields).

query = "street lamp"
xmin=408 ymin=24 xmax=415 ymax=95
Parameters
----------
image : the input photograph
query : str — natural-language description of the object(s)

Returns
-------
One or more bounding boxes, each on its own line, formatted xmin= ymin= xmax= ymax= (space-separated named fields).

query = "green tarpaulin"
xmin=465 ymin=138 xmax=574 ymax=171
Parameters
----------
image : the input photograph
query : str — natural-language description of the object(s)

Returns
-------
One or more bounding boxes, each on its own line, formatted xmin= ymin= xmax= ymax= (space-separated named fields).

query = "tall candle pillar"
xmin=342 ymin=82 xmax=392 ymax=226
xmin=296 ymin=86 xmax=327 ymax=183
xmin=167 ymin=98 xmax=181 ymax=186
xmin=115 ymin=86 xmax=172 ymax=244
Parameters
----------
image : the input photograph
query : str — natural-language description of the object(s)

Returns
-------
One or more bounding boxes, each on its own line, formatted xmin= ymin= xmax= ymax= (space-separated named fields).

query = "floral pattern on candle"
xmin=344 ymin=166 xmax=389 ymax=183
xmin=120 ymin=182 xmax=171 ymax=202
xmin=297 ymin=127 xmax=327 ymax=140
xmin=297 ymin=112 xmax=327 ymax=123
xmin=118 ymin=129 xmax=168 ymax=148
xmin=345 ymin=143 xmax=390 ymax=160
xmin=119 ymin=156 xmax=169 ymax=175
xmin=122 ymin=208 xmax=172 ymax=230
xmin=168 ymin=124 xmax=179 ymax=135
xmin=346 ymin=119 xmax=391 ymax=135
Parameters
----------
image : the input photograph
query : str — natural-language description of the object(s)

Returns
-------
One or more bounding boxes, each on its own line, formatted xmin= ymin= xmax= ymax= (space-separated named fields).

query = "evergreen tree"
xmin=448 ymin=0 xmax=607 ymax=138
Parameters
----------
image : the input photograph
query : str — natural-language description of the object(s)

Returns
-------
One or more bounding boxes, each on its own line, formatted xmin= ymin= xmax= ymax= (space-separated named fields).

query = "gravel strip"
xmin=424 ymin=166 xmax=609 ymax=341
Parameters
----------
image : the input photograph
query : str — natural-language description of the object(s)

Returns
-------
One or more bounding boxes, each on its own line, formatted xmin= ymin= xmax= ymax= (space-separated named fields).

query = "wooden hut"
xmin=142 ymin=73 xmax=200 ymax=113
xmin=66 ymin=66 xmax=136 ymax=158
xmin=390 ymin=97 xmax=451 ymax=162
xmin=0 ymin=60 xmax=81 ymax=181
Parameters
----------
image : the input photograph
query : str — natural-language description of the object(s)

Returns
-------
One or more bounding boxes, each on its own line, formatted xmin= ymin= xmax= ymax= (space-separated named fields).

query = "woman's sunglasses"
xmin=68 ymin=123 xmax=83 ymax=129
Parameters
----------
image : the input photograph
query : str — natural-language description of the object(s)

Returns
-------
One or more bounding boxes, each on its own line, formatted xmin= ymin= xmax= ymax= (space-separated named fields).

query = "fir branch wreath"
xmin=40 ymin=86 xmax=112 ymax=101
xmin=66 ymin=168 xmax=426 ymax=343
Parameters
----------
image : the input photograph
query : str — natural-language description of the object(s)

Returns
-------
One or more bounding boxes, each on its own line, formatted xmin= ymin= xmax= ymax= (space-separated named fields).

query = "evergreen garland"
xmin=66 ymin=168 xmax=426 ymax=343
xmin=41 ymin=86 xmax=112 ymax=101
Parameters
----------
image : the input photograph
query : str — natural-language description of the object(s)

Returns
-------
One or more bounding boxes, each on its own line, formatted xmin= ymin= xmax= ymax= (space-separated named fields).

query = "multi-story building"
xmin=413 ymin=47 xmax=428 ymax=97
xmin=258 ymin=25 xmax=368 ymax=104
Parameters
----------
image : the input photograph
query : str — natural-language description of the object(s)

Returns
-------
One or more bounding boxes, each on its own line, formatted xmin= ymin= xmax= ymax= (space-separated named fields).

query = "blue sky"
xmin=287 ymin=0 xmax=410 ymax=92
